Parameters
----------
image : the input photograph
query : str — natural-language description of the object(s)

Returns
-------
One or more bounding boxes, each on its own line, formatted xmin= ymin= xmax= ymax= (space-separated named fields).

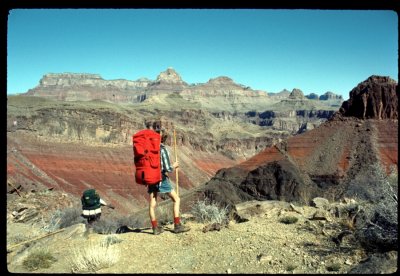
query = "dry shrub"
xmin=70 ymin=241 xmax=120 ymax=273
xmin=156 ymin=204 xmax=174 ymax=226
xmin=190 ymin=200 xmax=229 ymax=224
xmin=101 ymin=235 xmax=122 ymax=247
xmin=44 ymin=206 xmax=85 ymax=232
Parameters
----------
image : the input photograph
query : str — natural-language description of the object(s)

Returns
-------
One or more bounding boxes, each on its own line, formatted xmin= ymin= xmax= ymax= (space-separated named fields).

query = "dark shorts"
xmin=147 ymin=183 xmax=160 ymax=194
xmin=147 ymin=178 xmax=173 ymax=194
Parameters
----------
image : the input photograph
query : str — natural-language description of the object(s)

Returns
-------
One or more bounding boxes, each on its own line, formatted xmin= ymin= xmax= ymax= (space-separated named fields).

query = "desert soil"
xmin=7 ymin=200 xmax=367 ymax=274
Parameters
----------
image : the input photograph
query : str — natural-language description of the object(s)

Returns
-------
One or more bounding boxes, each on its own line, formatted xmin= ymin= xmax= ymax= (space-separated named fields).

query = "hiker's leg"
xmin=95 ymin=213 xmax=101 ymax=222
xmin=87 ymin=215 xmax=96 ymax=227
xmin=149 ymin=191 xmax=158 ymax=221
xmin=147 ymin=184 xmax=162 ymax=231
xmin=168 ymin=190 xmax=190 ymax=233
xmin=168 ymin=190 xmax=180 ymax=220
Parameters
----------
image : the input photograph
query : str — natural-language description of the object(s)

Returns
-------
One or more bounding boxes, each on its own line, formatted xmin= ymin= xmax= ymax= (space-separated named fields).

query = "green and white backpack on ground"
xmin=81 ymin=189 xmax=101 ymax=210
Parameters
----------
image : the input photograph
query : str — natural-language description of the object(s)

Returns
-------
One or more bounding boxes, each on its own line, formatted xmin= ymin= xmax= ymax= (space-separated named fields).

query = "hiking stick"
xmin=173 ymin=128 xmax=179 ymax=196
xmin=160 ymin=128 xmax=163 ymax=184
xmin=7 ymin=228 xmax=65 ymax=251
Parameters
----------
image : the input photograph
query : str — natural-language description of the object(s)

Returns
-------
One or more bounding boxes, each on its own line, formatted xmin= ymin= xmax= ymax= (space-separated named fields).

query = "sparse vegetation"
xmin=388 ymin=165 xmax=398 ymax=186
xmin=8 ymin=233 xmax=28 ymax=244
xmin=45 ymin=206 xmax=85 ymax=231
xmin=346 ymin=162 xmax=398 ymax=203
xmin=190 ymin=200 xmax=229 ymax=224
xmin=326 ymin=263 xmax=341 ymax=272
xmin=279 ymin=216 xmax=298 ymax=224
xmin=92 ymin=213 xmax=142 ymax=234
xmin=335 ymin=202 xmax=361 ymax=231
xmin=100 ymin=131 xmax=117 ymax=143
xmin=348 ymin=163 xmax=398 ymax=252
xmin=101 ymin=235 xmax=122 ymax=247
xmin=23 ymin=248 xmax=57 ymax=271
xmin=156 ymin=204 xmax=174 ymax=226
xmin=100 ymin=135 xmax=112 ymax=143
xmin=285 ymin=263 xmax=297 ymax=272
xmin=70 ymin=242 xmax=120 ymax=273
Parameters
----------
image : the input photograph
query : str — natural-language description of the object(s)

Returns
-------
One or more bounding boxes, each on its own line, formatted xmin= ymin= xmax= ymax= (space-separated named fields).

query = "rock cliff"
xmin=338 ymin=75 xmax=397 ymax=119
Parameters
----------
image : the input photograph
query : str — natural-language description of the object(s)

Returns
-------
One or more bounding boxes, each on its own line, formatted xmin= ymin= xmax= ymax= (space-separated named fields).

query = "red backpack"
xmin=132 ymin=129 xmax=162 ymax=185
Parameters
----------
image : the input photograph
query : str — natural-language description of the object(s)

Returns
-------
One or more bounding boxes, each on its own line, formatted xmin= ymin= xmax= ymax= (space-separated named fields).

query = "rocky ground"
xmin=7 ymin=191 xmax=396 ymax=274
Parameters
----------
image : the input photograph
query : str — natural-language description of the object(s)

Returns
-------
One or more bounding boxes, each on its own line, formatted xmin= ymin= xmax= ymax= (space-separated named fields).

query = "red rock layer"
xmin=374 ymin=120 xmax=398 ymax=172
xmin=237 ymin=146 xmax=285 ymax=172
xmin=7 ymin=132 xmax=239 ymax=213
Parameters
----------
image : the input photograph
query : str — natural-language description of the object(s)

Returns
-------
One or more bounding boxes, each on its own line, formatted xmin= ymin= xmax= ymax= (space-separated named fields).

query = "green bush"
xmin=23 ymin=249 xmax=57 ymax=271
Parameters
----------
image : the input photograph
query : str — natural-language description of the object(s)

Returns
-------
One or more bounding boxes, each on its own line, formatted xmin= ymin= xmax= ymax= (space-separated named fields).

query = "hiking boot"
xmin=174 ymin=223 xmax=190 ymax=234
xmin=153 ymin=226 xmax=164 ymax=235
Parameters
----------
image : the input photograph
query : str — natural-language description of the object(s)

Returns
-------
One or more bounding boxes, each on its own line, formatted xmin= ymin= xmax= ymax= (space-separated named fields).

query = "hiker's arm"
xmin=100 ymin=198 xmax=115 ymax=209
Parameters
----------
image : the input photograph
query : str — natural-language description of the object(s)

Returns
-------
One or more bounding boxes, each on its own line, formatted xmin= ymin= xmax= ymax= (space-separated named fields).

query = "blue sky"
xmin=7 ymin=9 xmax=398 ymax=100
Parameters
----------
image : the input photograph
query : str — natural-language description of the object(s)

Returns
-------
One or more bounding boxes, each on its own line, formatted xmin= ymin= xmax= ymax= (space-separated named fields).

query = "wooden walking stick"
xmin=173 ymin=128 xmax=179 ymax=196
xmin=7 ymin=229 xmax=65 ymax=252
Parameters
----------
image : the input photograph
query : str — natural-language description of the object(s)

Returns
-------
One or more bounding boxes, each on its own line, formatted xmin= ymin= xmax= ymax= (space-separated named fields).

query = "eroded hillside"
xmin=7 ymin=68 xmax=342 ymax=213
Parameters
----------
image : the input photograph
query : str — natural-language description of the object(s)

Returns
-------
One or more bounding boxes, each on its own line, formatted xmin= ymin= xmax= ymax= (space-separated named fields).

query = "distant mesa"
xmin=268 ymin=89 xmax=291 ymax=98
xmin=338 ymin=75 xmax=398 ymax=119
xmin=319 ymin=91 xmax=343 ymax=101
xmin=136 ymin=77 xmax=151 ymax=82
xmin=22 ymin=68 xmax=345 ymax=106
xmin=207 ymin=76 xmax=235 ymax=84
xmin=270 ymin=89 xmax=343 ymax=101
xmin=38 ymin=73 xmax=102 ymax=86
xmin=306 ymin=93 xmax=319 ymax=100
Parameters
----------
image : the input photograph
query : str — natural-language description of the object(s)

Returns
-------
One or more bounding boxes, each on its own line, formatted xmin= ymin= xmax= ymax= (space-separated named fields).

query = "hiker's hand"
xmin=173 ymin=161 xmax=179 ymax=169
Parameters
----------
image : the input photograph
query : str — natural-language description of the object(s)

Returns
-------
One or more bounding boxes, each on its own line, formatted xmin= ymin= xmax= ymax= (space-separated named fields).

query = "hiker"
xmin=148 ymin=130 xmax=190 ymax=235
xmin=81 ymin=189 xmax=114 ymax=225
